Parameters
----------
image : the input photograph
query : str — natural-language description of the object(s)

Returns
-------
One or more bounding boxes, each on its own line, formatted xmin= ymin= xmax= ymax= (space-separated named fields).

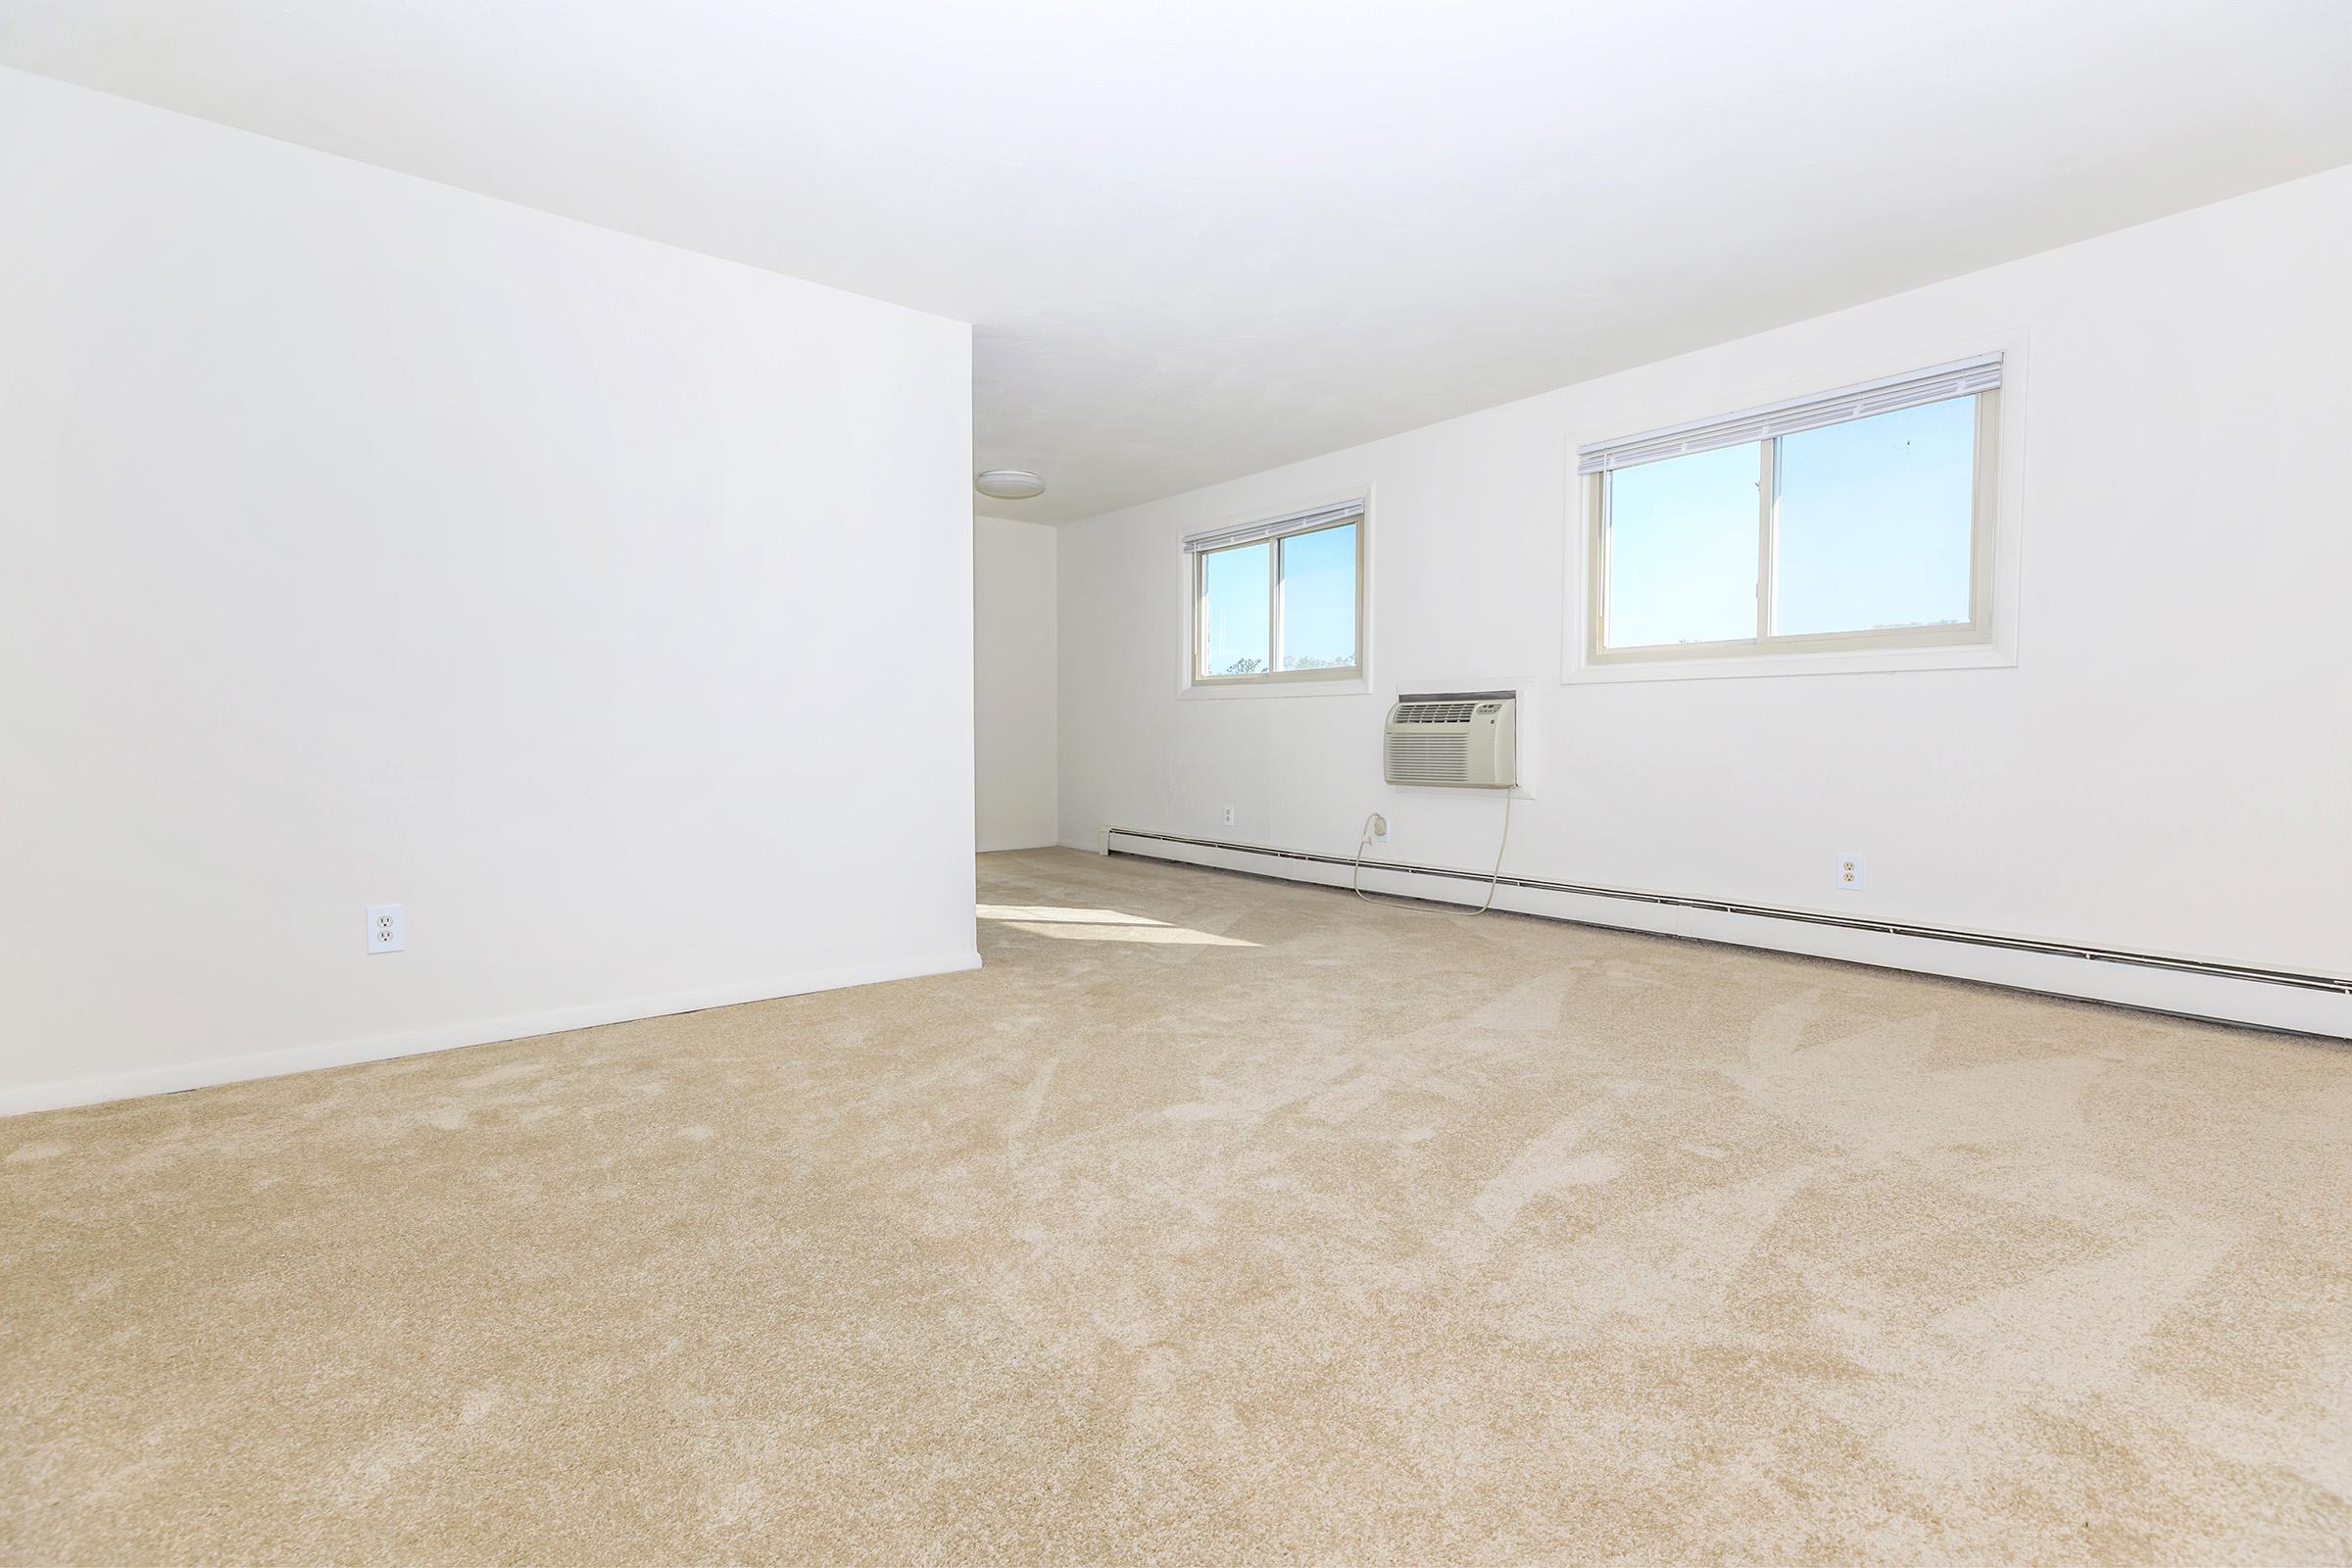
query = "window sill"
xmin=1180 ymin=676 xmax=1373 ymax=701
xmin=1565 ymin=640 xmax=2013 ymax=684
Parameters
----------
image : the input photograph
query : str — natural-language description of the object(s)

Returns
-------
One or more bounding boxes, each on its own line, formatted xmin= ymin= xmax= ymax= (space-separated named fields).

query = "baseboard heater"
xmin=1102 ymin=828 xmax=2351 ymax=1038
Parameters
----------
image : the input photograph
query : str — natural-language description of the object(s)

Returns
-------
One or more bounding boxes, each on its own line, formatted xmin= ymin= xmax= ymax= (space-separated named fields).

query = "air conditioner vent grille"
xmin=1385 ymin=734 xmax=1471 ymax=782
xmin=1394 ymin=702 xmax=1478 ymax=724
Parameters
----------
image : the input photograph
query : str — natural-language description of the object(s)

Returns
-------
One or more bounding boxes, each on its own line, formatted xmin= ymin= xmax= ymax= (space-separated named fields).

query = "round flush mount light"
xmin=974 ymin=468 xmax=1047 ymax=501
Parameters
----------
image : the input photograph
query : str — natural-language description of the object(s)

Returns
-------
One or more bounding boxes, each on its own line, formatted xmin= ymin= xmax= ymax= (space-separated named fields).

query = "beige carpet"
xmin=4 ymin=848 xmax=2349 ymax=1565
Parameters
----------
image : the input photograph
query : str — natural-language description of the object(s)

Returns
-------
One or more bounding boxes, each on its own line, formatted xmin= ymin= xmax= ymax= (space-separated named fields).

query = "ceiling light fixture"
xmin=974 ymin=469 xmax=1046 ymax=501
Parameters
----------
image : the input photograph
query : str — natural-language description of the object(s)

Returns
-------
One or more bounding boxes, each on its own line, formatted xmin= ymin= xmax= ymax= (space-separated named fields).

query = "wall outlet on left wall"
xmin=367 ymin=904 xmax=406 ymax=953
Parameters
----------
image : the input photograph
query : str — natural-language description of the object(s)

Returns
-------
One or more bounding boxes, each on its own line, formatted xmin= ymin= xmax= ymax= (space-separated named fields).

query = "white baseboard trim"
xmin=2 ymin=949 xmax=984 ymax=1119
xmin=1107 ymin=830 xmax=2351 ymax=1040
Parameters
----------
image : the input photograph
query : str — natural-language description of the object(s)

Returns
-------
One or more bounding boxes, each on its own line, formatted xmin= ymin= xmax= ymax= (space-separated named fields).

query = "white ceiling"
xmin=6 ymin=2 xmax=2350 ymax=523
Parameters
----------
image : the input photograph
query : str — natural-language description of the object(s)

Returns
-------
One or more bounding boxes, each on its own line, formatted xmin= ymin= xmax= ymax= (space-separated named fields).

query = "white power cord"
xmin=1351 ymin=789 xmax=1514 ymax=915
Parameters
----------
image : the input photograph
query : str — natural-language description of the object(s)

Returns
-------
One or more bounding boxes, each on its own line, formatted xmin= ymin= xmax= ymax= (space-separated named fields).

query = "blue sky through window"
xmin=1774 ymin=398 xmax=1975 ymax=634
xmin=1280 ymin=522 xmax=1355 ymax=668
xmin=1200 ymin=540 xmax=1270 ymax=674
xmin=1607 ymin=443 xmax=1760 ymax=647
xmin=1605 ymin=395 xmax=1978 ymax=647
xmin=1200 ymin=523 xmax=1357 ymax=676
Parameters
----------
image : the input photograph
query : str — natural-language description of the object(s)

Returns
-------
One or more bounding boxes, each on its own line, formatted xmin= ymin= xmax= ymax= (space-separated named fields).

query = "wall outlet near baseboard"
xmin=367 ymin=904 xmax=405 ymax=953
xmin=1221 ymin=805 xmax=1236 ymax=828
xmin=1368 ymin=812 xmax=1391 ymax=844
xmin=1836 ymin=854 xmax=1863 ymax=892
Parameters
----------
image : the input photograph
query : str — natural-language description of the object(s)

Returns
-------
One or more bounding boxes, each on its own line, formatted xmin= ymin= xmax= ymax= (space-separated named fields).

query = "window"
xmin=1186 ymin=501 xmax=1364 ymax=684
xmin=1581 ymin=358 xmax=2000 ymax=663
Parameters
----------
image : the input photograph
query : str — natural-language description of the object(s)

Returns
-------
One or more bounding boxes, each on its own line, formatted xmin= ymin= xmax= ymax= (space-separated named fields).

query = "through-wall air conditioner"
xmin=1384 ymin=691 xmax=1517 ymax=788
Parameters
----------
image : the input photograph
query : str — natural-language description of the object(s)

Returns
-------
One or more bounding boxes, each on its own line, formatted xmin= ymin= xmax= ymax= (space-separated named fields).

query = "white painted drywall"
xmin=974 ymin=516 xmax=1058 ymax=851
xmin=0 ymin=70 xmax=977 ymax=1113
xmin=1057 ymin=165 xmax=2352 ymax=986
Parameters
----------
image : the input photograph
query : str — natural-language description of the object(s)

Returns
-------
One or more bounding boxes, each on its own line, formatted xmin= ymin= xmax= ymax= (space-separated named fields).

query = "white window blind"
xmin=1576 ymin=355 xmax=2002 ymax=476
xmin=1181 ymin=499 xmax=1364 ymax=555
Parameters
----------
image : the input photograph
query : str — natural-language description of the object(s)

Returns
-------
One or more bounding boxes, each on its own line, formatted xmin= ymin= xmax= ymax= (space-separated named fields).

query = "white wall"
xmin=974 ymin=515 xmax=1058 ymax=851
xmin=0 ymin=69 xmax=977 ymax=1113
xmin=1059 ymin=166 xmax=2352 ymax=989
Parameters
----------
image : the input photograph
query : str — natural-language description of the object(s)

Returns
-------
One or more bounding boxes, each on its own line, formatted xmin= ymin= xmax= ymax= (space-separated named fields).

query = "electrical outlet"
xmin=1835 ymin=854 xmax=1863 ymax=892
xmin=1369 ymin=812 xmax=1391 ymax=844
xmin=367 ymin=904 xmax=405 ymax=953
xmin=1221 ymin=806 xmax=1236 ymax=828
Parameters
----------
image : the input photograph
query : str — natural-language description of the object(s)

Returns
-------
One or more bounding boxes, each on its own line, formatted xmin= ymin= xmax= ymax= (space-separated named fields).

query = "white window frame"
xmin=1181 ymin=497 xmax=1370 ymax=695
xmin=1565 ymin=340 xmax=2026 ymax=685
